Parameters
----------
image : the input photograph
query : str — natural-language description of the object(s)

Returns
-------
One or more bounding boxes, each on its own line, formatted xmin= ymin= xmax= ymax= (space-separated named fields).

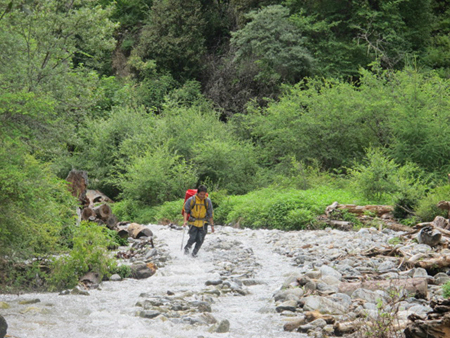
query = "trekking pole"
xmin=181 ymin=226 xmax=186 ymax=251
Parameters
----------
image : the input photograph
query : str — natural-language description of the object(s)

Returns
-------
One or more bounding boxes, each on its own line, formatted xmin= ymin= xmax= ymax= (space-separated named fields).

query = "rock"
xmin=139 ymin=310 xmax=161 ymax=319
xmin=417 ymin=226 xmax=442 ymax=247
xmin=282 ymin=272 xmax=302 ymax=288
xmin=310 ymin=318 xmax=327 ymax=328
xmin=434 ymin=272 xmax=450 ymax=285
xmin=131 ymin=263 xmax=155 ymax=279
xmin=303 ymin=296 xmax=348 ymax=315
xmin=274 ymin=288 xmax=304 ymax=302
xmin=319 ymin=265 xmax=342 ymax=280
xmin=283 ymin=315 xmax=306 ymax=331
xmin=109 ymin=274 xmax=122 ymax=281
xmin=215 ymin=319 xmax=230 ymax=333
xmin=0 ymin=315 xmax=7 ymax=338
xmin=71 ymin=286 xmax=90 ymax=296
xmin=144 ymin=248 xmax=158 ymax=260
xmin=352 ymin=288 xmax=385 ymax=303
xmin=19 ymin=299 xmax=40 ymax=305
xmin=321 ymin=275 xmax=341 ymax=286
xmin=205 ymin=279 xmax=223 ymax=286
xmin=189 ymin=301 xmax=212 ymax=312
xmin=413 ymin=268 xmax=429 ymax=278
xmin=276 ymin=300 xmax=297 ymax=313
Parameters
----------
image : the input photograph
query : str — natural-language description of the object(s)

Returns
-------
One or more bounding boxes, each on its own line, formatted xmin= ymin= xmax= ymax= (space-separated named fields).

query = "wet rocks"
xmin=0 ymin=314 xmax=7 ymax=338
xmin=214 ymin=319 xmax=230 ymax=333
xmin=267 ymin=226 xmax=450 ymax=337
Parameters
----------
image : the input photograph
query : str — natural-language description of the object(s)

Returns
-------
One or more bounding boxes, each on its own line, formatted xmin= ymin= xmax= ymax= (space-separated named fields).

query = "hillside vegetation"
xmin=1 ymin=0 xmax=450 ymax=290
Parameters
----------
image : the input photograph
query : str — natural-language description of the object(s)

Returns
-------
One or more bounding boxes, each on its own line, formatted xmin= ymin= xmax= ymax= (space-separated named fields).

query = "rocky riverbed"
xmin=0 ymin=224 xmax=448 ymax=338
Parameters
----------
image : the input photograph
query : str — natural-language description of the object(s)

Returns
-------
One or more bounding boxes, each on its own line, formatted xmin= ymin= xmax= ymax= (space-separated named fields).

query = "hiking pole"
xmin=181 ymin=226 xmax=186 ymax=251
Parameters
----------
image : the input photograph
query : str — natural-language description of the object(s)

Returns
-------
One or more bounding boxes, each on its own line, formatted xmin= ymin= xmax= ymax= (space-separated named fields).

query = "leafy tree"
xmin=237 ymin=67 xmax=450 ymax=174
xmin=231 ymin=5 xmax=314 ymax=84
xmin=134 ymin=0 xmax=206 ymax=80
xmin=286 ymin=0 xmax=433 ymax=76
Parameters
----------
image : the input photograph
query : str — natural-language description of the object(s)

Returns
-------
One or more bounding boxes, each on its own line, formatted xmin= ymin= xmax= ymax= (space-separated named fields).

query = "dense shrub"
xmin=415 ymin=185 xmax=450 ymax=221
xmin=215 ymin=186 xmax=373 ymax=230
xmin=0 ymin=140 xmax=76 ymax=258
xmin=349 ymin=147 xmax=428 ymax=218
xmin=116 ymin=144 xmax=197 ymax=205
xmin=49 ymin=222 xmax=117 ymax=290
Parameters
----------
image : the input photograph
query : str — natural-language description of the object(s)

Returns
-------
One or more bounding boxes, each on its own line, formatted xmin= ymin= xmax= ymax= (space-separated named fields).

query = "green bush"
xmin=0 ymin=140 xmax=77 ymax=258
xmin=148 ymin=199 xmax=184 ymax=225
xmin=349 ymin=147 xmax=428 ymax=218
xmin=415 ymin=185 xmax=450 ymax=221
xmin=216 ymin=185 xmax=373 ymax=230
xmin=116 ymin=144 xmax=197 ymax=205
xmin=111 ymin=265 xmax=131 ymax=279
xmin=49 ymin=222 xmax=117 ymax=290
xmin=111 ymin=199 xmax=140 ymax=222
xmin=443 ymin=281 xmax=450 ymax=298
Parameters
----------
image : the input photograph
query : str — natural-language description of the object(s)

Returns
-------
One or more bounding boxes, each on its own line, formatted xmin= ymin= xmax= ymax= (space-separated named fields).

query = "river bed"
xmin=1 ymin=225 xmax=307 ymax=338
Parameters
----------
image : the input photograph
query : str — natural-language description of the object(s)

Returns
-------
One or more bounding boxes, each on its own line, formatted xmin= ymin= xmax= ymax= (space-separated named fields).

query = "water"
xmin=1 ymin=225 xmax=306 ymax=338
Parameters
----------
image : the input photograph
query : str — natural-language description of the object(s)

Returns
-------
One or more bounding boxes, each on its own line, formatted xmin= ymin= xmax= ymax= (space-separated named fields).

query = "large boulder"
xmin=0 ymin=314 xmax=7 ymax=338
xmin=131 ymin=263 xmax=156 ymax=279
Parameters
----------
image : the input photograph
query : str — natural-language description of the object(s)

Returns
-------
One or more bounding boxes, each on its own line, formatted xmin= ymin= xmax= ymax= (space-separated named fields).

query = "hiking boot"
xmin=191 ymin=252 xmax=198 ymax=258
xmin=184 ymin=249 xmax=190 ymax=255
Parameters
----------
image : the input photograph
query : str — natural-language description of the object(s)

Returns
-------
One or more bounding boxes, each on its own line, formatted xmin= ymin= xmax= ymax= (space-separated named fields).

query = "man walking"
xmin=183 ymin=185 xmax=214 ymax=257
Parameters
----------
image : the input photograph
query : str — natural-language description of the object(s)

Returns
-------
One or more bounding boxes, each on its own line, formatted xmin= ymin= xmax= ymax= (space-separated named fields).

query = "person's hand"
xmin=183 ymin=221 xmax=187 ymax=227
xmin=211 ymin=226 xmax=215 ymax=233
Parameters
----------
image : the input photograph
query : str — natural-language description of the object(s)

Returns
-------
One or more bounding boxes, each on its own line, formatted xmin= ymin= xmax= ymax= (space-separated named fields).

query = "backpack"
xmin=181 ymin=189 xmax=209 ymax=217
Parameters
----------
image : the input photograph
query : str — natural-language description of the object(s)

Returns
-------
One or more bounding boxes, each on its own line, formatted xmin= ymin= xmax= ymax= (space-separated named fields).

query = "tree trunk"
xmin=86 ymin=189 xmax=114 ymax=207
xmin=105 ymin=214 xmax=118 ymax=230
xmin=66 ymin=169 xmax=89 ymax=206
xmin=338 ymin=278 xmax=428 ymax=299
xmin=325 ymin=202 xmax=393 ymax=217
xmin=128 ymin=223 xmax=153 ymax=239
xmin=81 ymin=207 xmax=96 ymax=221
xmin=93 ymin=204 xmax=112 ymax=221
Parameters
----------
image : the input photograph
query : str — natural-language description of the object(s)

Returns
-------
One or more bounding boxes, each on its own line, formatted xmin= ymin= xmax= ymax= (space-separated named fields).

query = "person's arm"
xmin=207 ymin=198 xmax=214 ymax=233
xmin=183 ymin=197 xmax=192 ymax=227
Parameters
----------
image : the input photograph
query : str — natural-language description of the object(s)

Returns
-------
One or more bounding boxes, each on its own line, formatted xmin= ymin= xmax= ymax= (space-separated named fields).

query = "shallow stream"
xmin=1 ymin=225 xmax=306 ymax=338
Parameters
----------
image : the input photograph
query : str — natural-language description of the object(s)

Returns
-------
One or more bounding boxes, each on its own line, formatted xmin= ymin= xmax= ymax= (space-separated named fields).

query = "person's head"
xmin=197 ymin=185 xmax=207 ymax=199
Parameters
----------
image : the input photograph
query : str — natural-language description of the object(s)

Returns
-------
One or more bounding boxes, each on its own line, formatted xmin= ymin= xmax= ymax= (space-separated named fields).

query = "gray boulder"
xmin=131 ymin=263 xmax=155 ymax=279
xmin=0 ymin=315 xmax=7 ymax=338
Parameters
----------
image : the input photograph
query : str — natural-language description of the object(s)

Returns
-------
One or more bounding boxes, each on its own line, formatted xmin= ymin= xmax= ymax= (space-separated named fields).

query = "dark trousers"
xmin=184 ymin=225 xmax=206 ymax=255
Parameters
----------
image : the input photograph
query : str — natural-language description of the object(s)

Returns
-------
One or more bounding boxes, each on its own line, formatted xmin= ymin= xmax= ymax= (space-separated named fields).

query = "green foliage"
xmin=111 ymin=264 xmax=132 ymax=279
xmin=286 ymin=0 xmax=433 ymax=76
xmin=0 ymin=259 xmax=49 ymax=292
xmin=442 ymin=281 xmax=450 ymax=298
xmin=150 ymin=200 xmax=184 ymax=224
xmin=0 ymin=139 xmax=76 ymax=258
xmin=239 ymin=67 xmax=450 ymax=176
xmin=116 ymin=144 xmax=197 ymax=205
xmin=134 ymin=0 xmax=206 ymax=80
xmin=357 ymin=289 xmax=405 ymax=338
xmin=349 ymin=147 xmax=428 ymax=218
xmin=216 ymin=185 xmax=373 ymax=230
xmin=49 ymin=222 xmax=117 ymax=290
xmin=415 ymin=185 xmax=450 ymax=221
xmin=111 ymin=199 xmax=141 ymax=222
xmin=231 ymin=5 xmax=314 ymax=84
xmin=192 ymin=139 xmax=259 ymax=195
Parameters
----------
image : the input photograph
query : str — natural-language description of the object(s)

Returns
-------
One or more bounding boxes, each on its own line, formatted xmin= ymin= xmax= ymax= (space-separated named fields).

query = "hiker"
xmin=183 ymin=185 xmax=214 ymax=257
